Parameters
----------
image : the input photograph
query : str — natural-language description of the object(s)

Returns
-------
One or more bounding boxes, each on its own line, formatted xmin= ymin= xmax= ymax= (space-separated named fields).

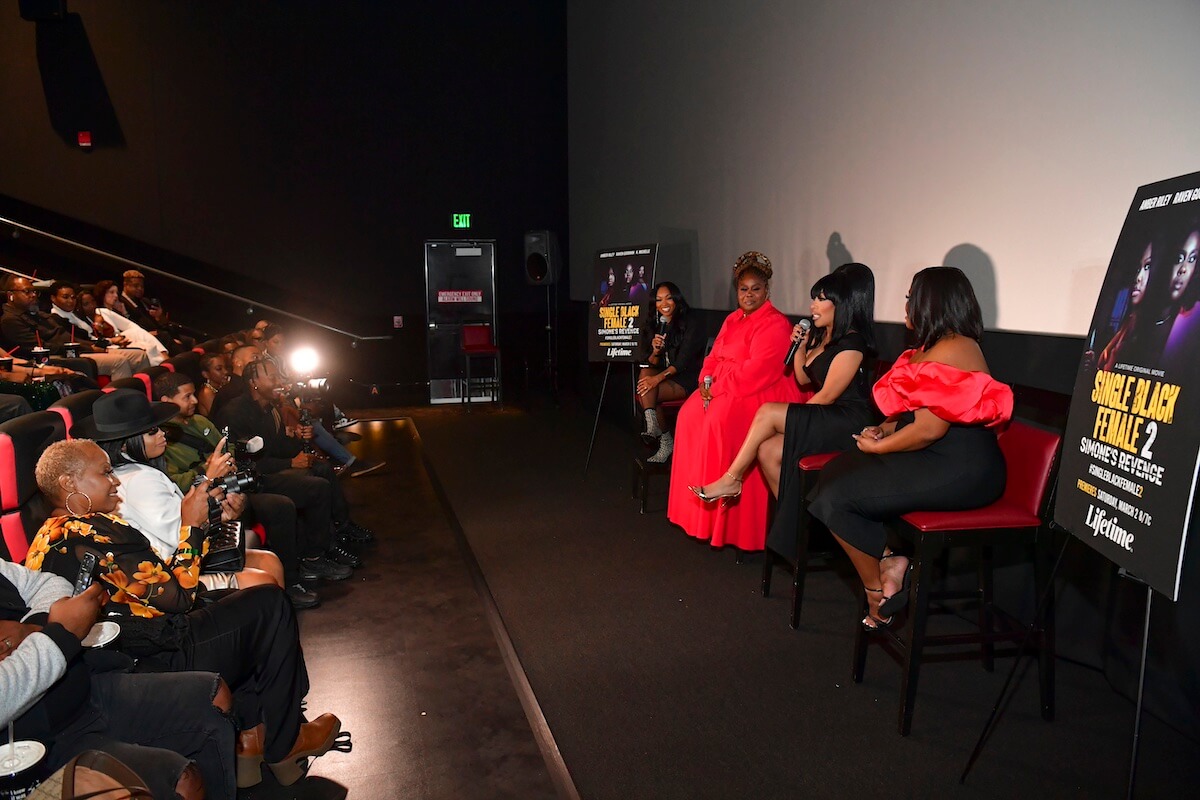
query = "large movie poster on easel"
xmin=1055 ymin=171 xmax=1200 ymax=599
xmin=587 ymin=244 xmax=658 ymax=362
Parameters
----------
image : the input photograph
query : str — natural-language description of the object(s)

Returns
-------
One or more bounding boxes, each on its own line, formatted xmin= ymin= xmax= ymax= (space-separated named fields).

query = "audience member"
xmin=0 ymin=560 xmax=229 ymax=799
xmin=27 ymin=439 xmax=346 ymax=788
xmin=1 ymin=276 xmax=132 ymax=380
xmin=77 ymin=389 xmax=285 ymax=592
xmin=155 ymin=371 xmax=336 ymax=608
xmin=90 ymin=280 xmax=170 ymax=365
xmin=45 ymin=281 xmax=150 ymax=376
xmin=215 ymin=359 xmax=374 ymax=556
xmin=197 ymin=351 xmax=229 ymax=419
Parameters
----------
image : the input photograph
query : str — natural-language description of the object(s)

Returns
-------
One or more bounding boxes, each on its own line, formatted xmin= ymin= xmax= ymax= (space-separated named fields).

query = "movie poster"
xmin=587 ymin=244 xmax=658 ymax=362
xmin=1055 ymin=171 xmax=1200 ymax=599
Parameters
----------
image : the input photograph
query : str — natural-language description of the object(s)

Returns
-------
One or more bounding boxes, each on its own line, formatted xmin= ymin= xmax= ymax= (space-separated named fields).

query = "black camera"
xmin=213 ymin=469 xmax=260 ymax=495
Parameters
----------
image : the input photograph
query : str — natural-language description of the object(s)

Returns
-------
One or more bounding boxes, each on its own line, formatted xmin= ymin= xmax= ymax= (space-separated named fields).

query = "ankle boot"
xmin=236 ymin=724 xmax=266 ymax=788
xmin=267 ymin=713 xmax=343 ymax=786
xmin=647 ymin=431 xmax=673 ymax=463
xmin=641 ymin=408 xmax=662 ymax=444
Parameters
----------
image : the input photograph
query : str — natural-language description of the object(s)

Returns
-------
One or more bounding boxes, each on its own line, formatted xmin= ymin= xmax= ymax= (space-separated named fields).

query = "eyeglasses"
xmin=144 ymin=426 xmax=161 ymax=435
xmin=10 ymin=288 xmax=37 ymax=295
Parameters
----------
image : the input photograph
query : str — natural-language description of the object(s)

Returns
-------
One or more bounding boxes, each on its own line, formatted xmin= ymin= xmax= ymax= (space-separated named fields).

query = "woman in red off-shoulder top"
xmin=809 ymin=267 xmax=1013 ymax=629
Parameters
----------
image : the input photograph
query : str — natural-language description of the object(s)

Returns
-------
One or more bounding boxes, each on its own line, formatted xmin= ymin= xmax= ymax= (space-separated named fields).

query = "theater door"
xmin=424 ymin=240 xmax=498 ymax=404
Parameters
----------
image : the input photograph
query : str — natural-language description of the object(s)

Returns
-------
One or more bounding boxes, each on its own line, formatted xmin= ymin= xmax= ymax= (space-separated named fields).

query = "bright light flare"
xmin=289 ymin=346 xmax=320 ymax=375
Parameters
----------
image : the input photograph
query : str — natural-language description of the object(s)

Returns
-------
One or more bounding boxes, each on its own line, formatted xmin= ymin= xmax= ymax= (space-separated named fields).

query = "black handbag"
xmin=199 ymin=521 xmax=246 ymax=575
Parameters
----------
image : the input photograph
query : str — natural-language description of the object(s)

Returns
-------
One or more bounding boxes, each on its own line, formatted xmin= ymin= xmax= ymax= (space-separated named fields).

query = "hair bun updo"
xmin=733 ymin=251 xmax=773 ymax=282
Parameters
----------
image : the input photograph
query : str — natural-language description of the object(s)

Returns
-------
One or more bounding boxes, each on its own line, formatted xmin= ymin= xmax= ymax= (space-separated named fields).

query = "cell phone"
xmin=73 ymin=552 xmax=98 ymax=596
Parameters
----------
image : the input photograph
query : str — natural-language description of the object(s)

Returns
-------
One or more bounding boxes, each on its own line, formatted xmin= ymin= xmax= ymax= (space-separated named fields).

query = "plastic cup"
xmin=29 ymin=347 xmax=50 ymax=366
xmin=0 ymin=740 xmax=46 ymax=799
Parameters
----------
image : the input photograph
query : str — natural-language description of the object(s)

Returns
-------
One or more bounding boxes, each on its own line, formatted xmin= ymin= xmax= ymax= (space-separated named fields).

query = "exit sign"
xmin=452 ymin=213 xmax=471 ymax=229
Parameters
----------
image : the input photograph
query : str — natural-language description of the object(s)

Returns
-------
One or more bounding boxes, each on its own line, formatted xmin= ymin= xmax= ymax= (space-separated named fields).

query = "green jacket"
xmin=162 ymin=414 xmax=223 ymax=493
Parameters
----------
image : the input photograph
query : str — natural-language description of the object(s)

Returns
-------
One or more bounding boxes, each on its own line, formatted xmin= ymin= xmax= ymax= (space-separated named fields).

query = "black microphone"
xmin=783 ymin=318 xmax=813 ymax=366
xmin=656 ymin=314 xmax=668 ymax=337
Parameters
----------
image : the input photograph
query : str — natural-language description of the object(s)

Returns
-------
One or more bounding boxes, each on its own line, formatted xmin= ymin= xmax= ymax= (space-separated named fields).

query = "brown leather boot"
xmin=235 ymin=724 xmax=266 ymax=788
xmin=267 ymin=713 xmax=343 ymax=786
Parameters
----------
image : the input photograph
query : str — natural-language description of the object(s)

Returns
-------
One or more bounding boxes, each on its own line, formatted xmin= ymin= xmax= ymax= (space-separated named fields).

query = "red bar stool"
xmin=760 ymin=450 xmax=843 ymax=627
xmin=460 ymin=324 xmax=501 ymax=411
xmin=850 ymin=419 xmax=1062 ymax=735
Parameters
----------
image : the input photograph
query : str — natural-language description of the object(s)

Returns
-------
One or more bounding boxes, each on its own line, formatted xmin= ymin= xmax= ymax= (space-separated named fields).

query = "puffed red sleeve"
xmin=874 ymin=360 xmax=1013 ymax=428
xmin=712 ymin=310 xmax=793 ymax=397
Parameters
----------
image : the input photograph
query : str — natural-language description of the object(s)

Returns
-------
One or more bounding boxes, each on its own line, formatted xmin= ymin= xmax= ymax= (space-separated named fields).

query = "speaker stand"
xmin=544 ymin=283 xmax=559 ymax=403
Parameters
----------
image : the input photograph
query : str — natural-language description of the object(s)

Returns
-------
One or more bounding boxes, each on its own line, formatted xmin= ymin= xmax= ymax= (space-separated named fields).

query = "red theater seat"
xmin=0 ymin=411 xmax=66 ymax=562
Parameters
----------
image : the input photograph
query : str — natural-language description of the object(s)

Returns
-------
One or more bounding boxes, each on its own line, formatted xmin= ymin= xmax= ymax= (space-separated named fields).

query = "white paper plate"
xmin=81 ymin=620 xmax=120 ymax=649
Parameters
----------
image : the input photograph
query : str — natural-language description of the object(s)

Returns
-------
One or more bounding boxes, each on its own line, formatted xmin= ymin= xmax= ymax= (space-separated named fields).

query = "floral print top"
xmin=25 ymin=513 xmax=205 ymax=619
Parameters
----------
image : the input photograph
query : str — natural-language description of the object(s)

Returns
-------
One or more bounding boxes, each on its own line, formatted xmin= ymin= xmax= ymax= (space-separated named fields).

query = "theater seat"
xmin=163 ymin=351 xmax=204 ymax=386
xmin=47 ymin=390 xmax=105 ymax=438
xmin=0 ymin=411 xmax=66 ymax=562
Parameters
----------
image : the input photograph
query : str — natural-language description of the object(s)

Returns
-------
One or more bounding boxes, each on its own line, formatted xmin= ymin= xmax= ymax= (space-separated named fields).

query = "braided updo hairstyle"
xmin=733 ymin=251 xmax=773 ymax=284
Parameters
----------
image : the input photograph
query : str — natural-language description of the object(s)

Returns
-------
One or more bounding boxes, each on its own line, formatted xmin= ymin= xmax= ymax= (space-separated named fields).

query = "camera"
xmin=213 ymin=469 xmax=260 ymax=495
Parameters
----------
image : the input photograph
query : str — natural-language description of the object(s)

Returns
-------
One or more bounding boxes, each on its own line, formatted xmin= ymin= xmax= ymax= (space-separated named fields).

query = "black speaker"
xmin=524 ymin=230 xmax=559 ymax=286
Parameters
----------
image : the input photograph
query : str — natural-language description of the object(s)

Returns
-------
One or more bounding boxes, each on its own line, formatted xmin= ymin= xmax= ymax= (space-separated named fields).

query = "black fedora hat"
xmin=71 ymin=389 xmax=180 ymax=442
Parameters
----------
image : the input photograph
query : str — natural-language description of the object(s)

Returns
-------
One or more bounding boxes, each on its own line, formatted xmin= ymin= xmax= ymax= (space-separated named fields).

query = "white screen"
xmin=568 ymin=0 xmax=1200 ymax=334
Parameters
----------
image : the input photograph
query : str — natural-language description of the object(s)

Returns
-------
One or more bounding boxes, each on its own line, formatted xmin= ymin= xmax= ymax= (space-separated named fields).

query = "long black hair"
xmin=809 ymin=263 xmax=876 ymax=353
xmin=98 ymin=432 xmax=168 ymax=475
xmin=907 ymin=266 xmax=984 ymax=350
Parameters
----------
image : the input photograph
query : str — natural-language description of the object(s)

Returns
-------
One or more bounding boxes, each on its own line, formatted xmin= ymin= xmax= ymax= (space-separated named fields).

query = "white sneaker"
xmin=333 ymin=416 xmax=359 ymax=431
xmin=647 ymin=432 xmax=673 ymax=463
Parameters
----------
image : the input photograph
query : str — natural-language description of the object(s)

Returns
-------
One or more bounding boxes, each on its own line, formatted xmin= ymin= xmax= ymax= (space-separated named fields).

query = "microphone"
xmin=703 ymin=375 xmax=713 ymax=410
xmin=656 ymin=314 xmax=668 ymax=337
xmin=784 ymin=318 xmax=813 ymax=366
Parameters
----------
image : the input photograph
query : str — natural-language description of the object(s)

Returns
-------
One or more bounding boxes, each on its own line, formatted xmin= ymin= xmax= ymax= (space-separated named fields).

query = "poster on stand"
xmin=1055 ymin=170 xmax=1200 ymax=600
xmin=587 ymin=244 xmax=658 ymax=362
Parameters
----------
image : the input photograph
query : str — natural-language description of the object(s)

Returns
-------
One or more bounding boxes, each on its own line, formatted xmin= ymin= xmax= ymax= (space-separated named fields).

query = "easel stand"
xmin=1118 ymin=569 xmax=1154 ymax=800
xmin=583 ymin=362 xmax=612 ymax=475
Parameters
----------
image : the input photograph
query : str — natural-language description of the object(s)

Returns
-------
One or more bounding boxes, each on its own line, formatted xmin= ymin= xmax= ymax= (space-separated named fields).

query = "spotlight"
xmin=289 ymin=346 xmax=319 ymax=376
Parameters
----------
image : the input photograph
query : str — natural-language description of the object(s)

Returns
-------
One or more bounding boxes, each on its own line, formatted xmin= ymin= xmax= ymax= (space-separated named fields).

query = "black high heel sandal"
xmin=878 ymin=552 xmax=912 ymax=618
xmin=862 ymin=587 xmax=893 ymax=631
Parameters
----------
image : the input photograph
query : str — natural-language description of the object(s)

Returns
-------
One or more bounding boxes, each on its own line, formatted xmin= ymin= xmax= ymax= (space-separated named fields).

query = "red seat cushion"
xmin=799 ymin=451 xmax=841 ymax=471
xmin=901 ymin=500 xmax=1041 ymax=532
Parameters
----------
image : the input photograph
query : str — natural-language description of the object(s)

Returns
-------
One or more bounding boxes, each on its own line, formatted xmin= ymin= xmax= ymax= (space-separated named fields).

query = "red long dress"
xmin=667 ymin=300 xmax=806 ymax=550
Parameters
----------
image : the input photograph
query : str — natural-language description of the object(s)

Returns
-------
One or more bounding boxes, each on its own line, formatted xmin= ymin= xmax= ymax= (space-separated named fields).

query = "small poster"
xmin=1055 ymin=170 xmax=1200 ymax=599
xmin=588 ymin=244 xmax=658 ymax=362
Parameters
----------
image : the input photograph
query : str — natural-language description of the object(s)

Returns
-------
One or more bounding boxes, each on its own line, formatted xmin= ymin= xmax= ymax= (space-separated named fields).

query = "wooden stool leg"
xmin=898 ymin=537 xmax=936 ymax=736
xmin=979 ymin=544 xmax=995 ymax=672
xmin=1035 ymin=528 xmax=1056 ymax=721
xmin=851 ymin=591 xmax=869 ymax=684
xmin=761 ymin=549 xmax=777 ymax=597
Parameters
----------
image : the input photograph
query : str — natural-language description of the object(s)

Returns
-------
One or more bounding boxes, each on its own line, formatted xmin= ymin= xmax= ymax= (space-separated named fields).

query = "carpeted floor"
xmin=243 ymin=416 xmax=556 ymax=799
xmin=408 ymin=399 xmax=1200 ymax=800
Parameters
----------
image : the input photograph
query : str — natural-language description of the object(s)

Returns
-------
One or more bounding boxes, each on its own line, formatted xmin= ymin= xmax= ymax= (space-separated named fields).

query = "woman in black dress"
xmin=635 ymin=281 xmax=705 ymax=463
xmin=692 ymin=265 xmax=876 ymax=551
xmin=809 ymin=267 xmax=1013 ymax=629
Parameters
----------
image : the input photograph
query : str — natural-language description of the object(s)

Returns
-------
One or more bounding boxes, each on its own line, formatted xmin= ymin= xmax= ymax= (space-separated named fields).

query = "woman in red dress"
xmin=667 ymin=251 xmax=805 ymax=551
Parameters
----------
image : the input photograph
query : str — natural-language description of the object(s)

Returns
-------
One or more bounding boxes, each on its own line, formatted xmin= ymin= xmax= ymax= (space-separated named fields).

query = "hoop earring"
xmin=64 ymin=491 xmax=93 ymax=516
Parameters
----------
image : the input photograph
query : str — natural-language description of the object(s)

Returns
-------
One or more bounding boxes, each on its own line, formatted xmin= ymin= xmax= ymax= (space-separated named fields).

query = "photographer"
xmin=154 ymin=371 xmax=343 ymax=609
xmin=213 ymin=359 xmax=371 ymax=565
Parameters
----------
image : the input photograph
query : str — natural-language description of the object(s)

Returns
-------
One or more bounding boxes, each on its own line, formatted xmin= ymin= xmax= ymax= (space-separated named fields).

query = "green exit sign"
xmin=452 ymin=213 xmax=471 ymax=229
